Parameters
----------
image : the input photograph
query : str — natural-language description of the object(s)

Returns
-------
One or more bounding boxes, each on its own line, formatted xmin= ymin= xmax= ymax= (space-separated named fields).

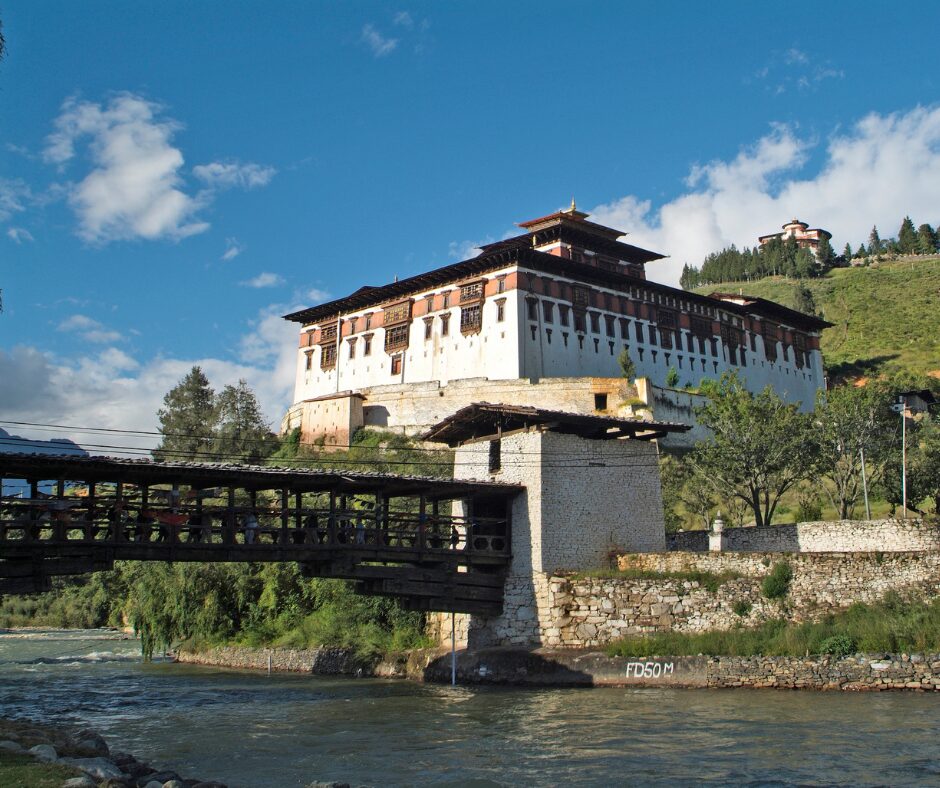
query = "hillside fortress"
xmin=283 ymin=204 xmax=829 ymax=445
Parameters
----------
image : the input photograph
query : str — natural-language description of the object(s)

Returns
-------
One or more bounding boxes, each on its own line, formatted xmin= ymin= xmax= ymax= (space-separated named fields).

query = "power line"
xmin=0 ymin=418 xmax=666 ymax=459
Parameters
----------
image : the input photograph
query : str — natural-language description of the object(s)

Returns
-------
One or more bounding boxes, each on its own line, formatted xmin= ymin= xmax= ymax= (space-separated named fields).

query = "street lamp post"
xmin=891 ymin=396 xmax=908 ymax=518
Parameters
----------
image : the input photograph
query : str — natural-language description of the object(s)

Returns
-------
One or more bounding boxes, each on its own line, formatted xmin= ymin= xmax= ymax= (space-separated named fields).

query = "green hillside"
xmin=694 ymin=256 xmax=940 ymax=380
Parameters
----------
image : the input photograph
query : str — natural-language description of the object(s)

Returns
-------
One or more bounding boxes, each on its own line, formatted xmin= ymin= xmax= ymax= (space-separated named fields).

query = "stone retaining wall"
xmin=667 ymin=518 xmax=940 ymax=553
xmin=437 ymin=551 xmax=940 ymax=650
xmin=177 ymin=644 xmax=940 ymax=692
xmin=176 ymin=645 xmax=374 ymax=675
xmin=707 ymin=653 xmax=940 ymax=690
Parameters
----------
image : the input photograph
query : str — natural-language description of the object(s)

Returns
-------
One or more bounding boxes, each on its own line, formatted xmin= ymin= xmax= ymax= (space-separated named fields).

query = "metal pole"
xmin=860 ymin=446 xmax=871 ymax=520
xmin=450 ymin=612 xmax=456 ymax=686
xmin=901 ymin=407 xmax=907 ymax=519
xmin=268 ymin=653 xmax=272 ymax=675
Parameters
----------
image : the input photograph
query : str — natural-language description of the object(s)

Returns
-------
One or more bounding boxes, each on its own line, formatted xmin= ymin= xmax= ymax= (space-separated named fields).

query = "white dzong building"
xmin=283 ymin=204 xmax=829 ymax=446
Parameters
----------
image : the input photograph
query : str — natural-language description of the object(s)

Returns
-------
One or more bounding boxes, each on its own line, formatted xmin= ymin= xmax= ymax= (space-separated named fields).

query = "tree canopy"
xmin=153 ymin=366 xmax=275 ymax=464
xmin=813 ymin=382 xmax=897 ymax=519
xmin=690 ymin=373 xmax=818 ymax=528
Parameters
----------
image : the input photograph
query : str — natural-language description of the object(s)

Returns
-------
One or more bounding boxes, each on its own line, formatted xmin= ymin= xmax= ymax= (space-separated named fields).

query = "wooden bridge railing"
xmin=0 ymin=499 xmax=510 ymax=556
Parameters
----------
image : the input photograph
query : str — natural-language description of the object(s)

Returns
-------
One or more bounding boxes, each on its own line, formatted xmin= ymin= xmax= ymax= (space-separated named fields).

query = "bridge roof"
xmin=0 ymin=453 xmax=523 ymax=501
xmin=422 ymin=402 xmax=690 ymax=446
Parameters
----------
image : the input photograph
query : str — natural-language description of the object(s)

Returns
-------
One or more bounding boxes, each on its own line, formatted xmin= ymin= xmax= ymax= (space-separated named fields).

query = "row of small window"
xmin=528 ymin=274 xmax=716 ymax=319
xmin=305 ymin=303 xmax=500 ymax=372
xmin=527 ymin=299 xmax=807 ymax=367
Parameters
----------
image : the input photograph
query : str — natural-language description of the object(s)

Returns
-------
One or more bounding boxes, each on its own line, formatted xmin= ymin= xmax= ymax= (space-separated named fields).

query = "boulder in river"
xmin=138 ymin=770 xmax=180 ymax=785
xmin=58 ymin=755 xmax=126 ymax=781
xmin=28 ymin=742 xmax=58 ymax=761
xmin=74 ymin=728 xmax=110 ymax=757
xmin=61 ymin=777 xmax=97 ymax=788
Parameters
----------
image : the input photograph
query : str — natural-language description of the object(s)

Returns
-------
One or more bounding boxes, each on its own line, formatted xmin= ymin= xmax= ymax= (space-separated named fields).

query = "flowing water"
xmin=2 ymin=629 xmax=940 ymax=787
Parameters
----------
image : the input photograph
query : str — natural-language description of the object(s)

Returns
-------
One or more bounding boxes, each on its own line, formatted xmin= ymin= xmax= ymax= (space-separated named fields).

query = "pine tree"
xmin=916 ymin=223 xmax=938 ymax=255
xmin=898 ymin=216 xmax=918 ymax=254
xmin=814 ymin=236 xmax=835 ymax=272
xmin=843 ymin=242 xmax=853 ymax=260
xmin=214 ymin=379 xmax=277 ymax=464
xmin=153 ymin=366 xmax=217 ymax=462
xmin=794 ymin=247 xmax=816 ymax=278
xmin=794 ymin=282 xmax=817 ymax=316
xmin=856 ymin=241 xmax=867 ymax=258
xmin=781 ymin=235 xmax=799 ymax=277
xmin=869 ymin=226 xmax=882 ymax=254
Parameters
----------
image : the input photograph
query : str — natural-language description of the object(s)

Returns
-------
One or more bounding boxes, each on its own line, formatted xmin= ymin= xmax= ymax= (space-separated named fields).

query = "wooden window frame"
xmin=460 ymin=303 xmax=482 ymax=335
xmin=384 ymin=323 xmax=410 ymax=353
xmin=459 ymin=280 xmax=484 ymax=303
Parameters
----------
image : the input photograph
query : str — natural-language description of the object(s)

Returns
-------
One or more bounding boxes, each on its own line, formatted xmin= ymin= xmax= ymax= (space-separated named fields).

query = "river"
xmin=2 ymin=629 xmax=940 ymax=786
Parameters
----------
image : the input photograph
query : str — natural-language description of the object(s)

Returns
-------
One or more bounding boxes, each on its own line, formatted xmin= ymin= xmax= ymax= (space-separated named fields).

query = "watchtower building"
xmin=424 ymin=403 xmax=690 ymax=648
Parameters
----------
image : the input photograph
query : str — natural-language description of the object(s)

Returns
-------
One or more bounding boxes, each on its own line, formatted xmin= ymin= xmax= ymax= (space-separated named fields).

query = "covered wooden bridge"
xmin=0 ymin=454 xmax=522 ymax=615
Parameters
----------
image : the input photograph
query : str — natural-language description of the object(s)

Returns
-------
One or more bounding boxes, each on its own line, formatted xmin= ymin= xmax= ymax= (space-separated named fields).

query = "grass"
xmin=574 ymin=568 xmax=744 ymax=593
xmin=606 ymin=594 xmax=940 ymax=658
xmin=694 ymin=256 xmax=940 ymax=381
xmin=0 ymin=751 xmax=86 ymax=788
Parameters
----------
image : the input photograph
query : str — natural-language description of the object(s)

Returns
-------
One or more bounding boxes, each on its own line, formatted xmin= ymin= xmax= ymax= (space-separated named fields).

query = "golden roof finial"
xmin=569 ymin=197 xmax=577 ymax=212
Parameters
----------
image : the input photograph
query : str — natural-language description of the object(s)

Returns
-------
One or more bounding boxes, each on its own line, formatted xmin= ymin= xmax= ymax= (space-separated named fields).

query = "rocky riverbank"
xmin=0 ymin=716 xmax=227 ymax=788
xmin=177 ymin=644 xmax=940 ymax=691
xmin=0 ymin=716 xmax=366 ymax=788
xmin=0 ymin=719 xmax=225 ymax=788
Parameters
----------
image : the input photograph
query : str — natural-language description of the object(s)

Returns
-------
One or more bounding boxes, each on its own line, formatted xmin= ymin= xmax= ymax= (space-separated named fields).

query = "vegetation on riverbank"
xmin=0 ymin=751 xmax=85 ymax=787
xmin=606 ymin=594 xmax=940 ymax=658
xmin=0 ymin=562 xmax=431 ymax=661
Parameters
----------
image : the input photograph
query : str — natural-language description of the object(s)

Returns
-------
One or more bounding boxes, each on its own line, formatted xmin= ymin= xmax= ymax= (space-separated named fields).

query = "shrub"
xmin=818 ymin=634 xmax=856 ymax=658
xmin=732 ymin=599 xmax=752 ymax=617
xmin=795 ymin=492 xmax=823 ymax=522
xmin=761 ymin=561 xmax=793 ymax=599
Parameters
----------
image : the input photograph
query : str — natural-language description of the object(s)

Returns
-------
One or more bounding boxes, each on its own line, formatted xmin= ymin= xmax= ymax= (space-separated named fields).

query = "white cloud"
xmin=304 ymin=288 xmax=331 ymax=304
xmin=240 ymin=272 xmax=286 ymax=288
xmin=57 ymin=314 xmax=123 ymax=344
xmin=785 ymin=48 xmax=809 ymax=65
xmin=193 ymin=161 xmax=276 ymax=190
xmin=0 ymin=304 xmax=301 ymax=448
xmin=591 ymin=106 xmax=940 ymax=286
xmin=221 ymin=237 xmax=243 ymax=261
xmin=57 ymin=314 xmax=99 ymax=331
xmin=0 ymin=179 xmax=30 ymax=222
xmin=448 ymin=238 xmax=489 ymax=260
xmin=754 ymin=47 xmax=844 ymax=95
xmin=7 ymin=227 xmax=34 ymax=243
xmin=393 ymin=11 xmax=414 ymax=28
xmin=361 ymin=24 xmax=398 ymax=57
xmin=43 ymin=94 xmax=210 ymax=243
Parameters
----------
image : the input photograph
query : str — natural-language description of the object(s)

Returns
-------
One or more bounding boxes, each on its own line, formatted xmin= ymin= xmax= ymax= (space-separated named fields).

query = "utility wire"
xmin=0 ymin=437 xmax=659 ymax=472
xmin=0 ymin=418 xmax=667 ymax=459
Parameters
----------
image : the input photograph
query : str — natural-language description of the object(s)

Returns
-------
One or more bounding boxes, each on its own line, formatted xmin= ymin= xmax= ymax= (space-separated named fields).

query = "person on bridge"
xmin=243 ymin=512 xmax=259 ymax=545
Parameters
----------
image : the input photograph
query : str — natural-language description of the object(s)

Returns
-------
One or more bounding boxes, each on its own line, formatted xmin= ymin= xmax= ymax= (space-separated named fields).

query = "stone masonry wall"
xmin=360 ymin=376 xmax=635 ymax=436
xmin=667 ymin=518 xmax=940 ymax=553
xmin=430 ymin=551 xmax=940 ymax=650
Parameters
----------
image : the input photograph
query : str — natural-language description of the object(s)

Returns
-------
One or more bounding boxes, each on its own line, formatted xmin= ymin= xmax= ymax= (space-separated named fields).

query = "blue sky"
xmin=2 ymin=1 xmax=940 ymax=444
